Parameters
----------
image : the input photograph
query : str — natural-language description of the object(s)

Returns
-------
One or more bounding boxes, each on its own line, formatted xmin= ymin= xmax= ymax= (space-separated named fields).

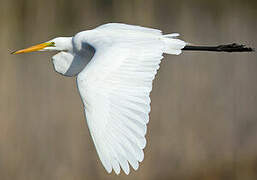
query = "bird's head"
xmin=11 ymin=36 xmax=88 ymax=77
xmin=11 ymin=37 xmax=73 ymax=54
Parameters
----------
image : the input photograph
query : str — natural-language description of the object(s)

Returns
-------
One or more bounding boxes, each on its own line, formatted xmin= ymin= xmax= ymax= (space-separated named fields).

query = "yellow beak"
xmin=11 ymin=42 xmax=55 ymax=54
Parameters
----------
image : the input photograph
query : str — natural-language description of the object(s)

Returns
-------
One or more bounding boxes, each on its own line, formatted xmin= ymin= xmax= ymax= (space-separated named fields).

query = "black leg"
xmin=182 ymin=43 xmax=254 ymax=52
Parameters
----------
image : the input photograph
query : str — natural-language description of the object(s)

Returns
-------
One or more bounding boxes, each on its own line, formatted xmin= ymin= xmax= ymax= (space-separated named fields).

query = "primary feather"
xmin=72 ymin=23 xmax=186 ymax=174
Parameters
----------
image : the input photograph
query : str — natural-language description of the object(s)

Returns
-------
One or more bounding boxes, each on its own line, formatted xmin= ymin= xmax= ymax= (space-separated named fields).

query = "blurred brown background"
xmin=0 ymin=0 xmax=257 ymax=179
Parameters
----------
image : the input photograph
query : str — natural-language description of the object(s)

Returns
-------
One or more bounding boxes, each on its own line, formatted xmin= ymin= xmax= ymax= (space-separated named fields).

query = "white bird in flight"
xmin=12 ymin=23 xmax=253 ymax=175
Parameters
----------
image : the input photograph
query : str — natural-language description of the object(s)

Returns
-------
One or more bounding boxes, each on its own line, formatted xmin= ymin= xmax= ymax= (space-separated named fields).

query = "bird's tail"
xmin=162 ymin=33 xmax=254 ymax=54
xmin=162 ymin=33 xmax=187 ymax=55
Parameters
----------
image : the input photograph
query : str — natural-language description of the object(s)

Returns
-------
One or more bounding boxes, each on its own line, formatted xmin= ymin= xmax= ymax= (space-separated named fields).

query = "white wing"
xmin=76 ymin=24 xmax=186 ymax=174
xmin=96 ymin=23 xmax=162 ymax=35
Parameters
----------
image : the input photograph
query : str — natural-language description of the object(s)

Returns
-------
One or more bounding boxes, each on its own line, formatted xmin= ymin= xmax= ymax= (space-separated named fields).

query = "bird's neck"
xmin=59 ymin=37 xmax=73 ymax=52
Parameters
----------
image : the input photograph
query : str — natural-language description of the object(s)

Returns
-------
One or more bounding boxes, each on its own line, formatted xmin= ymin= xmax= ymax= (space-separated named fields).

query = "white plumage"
xmin=11 ymin=22 xmax=254 ymax=175
xmin=74 ymin=23 xmax=186 ymax=174
xmin=13 ymin=23 xmax=187 ymax=174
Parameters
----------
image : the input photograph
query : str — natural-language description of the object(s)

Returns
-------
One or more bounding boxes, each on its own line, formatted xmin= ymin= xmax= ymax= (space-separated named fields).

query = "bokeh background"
xmin=0 ymin=0 xmax=257 ymax=179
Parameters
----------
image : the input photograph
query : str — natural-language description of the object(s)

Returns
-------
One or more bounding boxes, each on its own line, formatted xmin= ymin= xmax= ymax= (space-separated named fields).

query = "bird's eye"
xmin=49 ymin=42 xmax=55 ymax=47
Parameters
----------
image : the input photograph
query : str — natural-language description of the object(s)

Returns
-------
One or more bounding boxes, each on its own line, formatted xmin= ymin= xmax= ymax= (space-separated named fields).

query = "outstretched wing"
xmin=96 ymin=23 xmax=162 ymax=35
xmin=76 ymin=25 xmax=185 ymax=174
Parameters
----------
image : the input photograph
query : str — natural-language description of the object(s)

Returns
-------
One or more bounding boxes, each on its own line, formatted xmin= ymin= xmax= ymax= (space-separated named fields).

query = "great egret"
xmin=12 ymin=23 xmax=253 ymax=175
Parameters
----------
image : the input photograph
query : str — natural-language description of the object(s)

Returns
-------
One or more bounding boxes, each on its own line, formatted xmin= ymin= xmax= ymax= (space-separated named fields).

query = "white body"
xmin=51 ymin=23 xmax=186 ymax=174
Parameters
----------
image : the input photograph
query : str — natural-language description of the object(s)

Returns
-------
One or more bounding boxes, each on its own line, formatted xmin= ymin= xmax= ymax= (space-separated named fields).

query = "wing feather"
xmin=96 ymin=23 xmax=162 ymax=35
xmin=75 ymin=24 xmax=185 ymax=174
